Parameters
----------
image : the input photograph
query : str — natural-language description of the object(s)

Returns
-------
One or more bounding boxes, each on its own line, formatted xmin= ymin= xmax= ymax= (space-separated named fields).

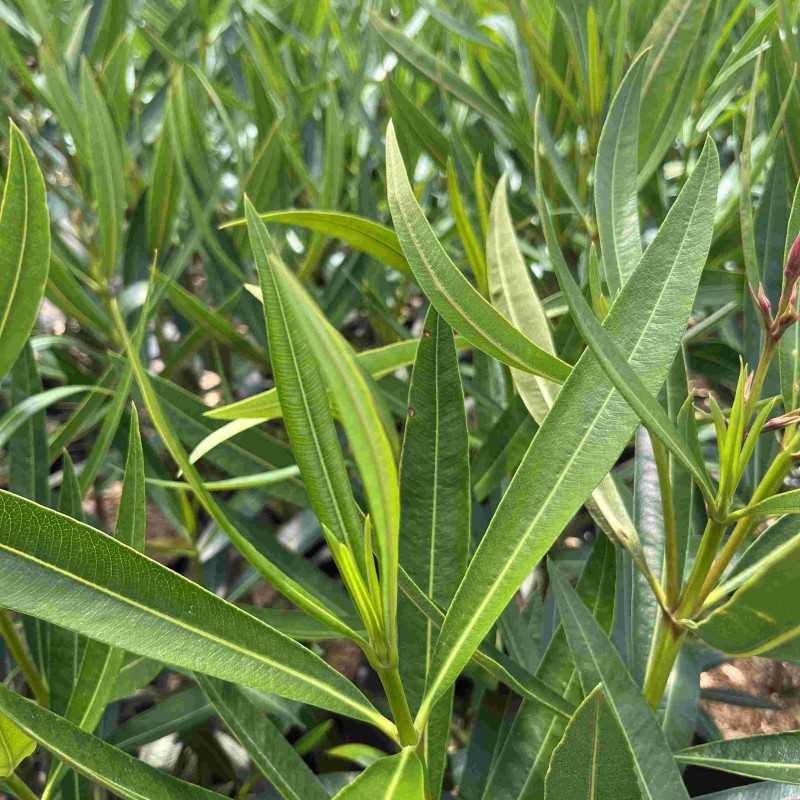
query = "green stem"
xmin=678 ymin=517 xmax=727 ymax=619
xmin=641 ymin=611 xmax=686 ymax=709
xmin=0 ymin=610 xmax=48 ymax=707
xmin=376 ymin=663 xmax=417 ymax=748
xmin=2 ymin=774 xmax=39 ymax=800
xmin=649 ymin=433 xmax=680 ymax=606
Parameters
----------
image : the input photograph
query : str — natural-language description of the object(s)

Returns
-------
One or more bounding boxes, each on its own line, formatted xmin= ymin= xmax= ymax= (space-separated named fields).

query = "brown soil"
xmin=702 ymin=657 xmax=800 ymax=737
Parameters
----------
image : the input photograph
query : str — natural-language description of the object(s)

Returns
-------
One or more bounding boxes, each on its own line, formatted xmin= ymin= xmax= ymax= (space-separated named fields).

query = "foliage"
xmin=0 ymin=1 xmax=799 ymax=798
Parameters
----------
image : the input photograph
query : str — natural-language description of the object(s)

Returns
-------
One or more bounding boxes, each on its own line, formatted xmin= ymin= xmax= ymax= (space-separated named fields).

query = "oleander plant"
xmin=1 ymin=1 xmax=800 ymax=798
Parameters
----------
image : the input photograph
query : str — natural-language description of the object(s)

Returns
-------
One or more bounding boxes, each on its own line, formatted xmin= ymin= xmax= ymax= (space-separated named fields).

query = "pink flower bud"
xmin=786 ymin=233 xmax=800 ymax=283
xmin=757 ymin=283 xmax=772 ymax=319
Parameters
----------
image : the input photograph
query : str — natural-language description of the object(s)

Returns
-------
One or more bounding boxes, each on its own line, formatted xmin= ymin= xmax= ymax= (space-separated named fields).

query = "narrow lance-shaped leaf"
xmin=481 ymin=534 xmax=616 ymax=800
xmin=544 ymin=685 xmax=642 ymax=800
xmin=196 ymin=675 xmax=328 ymax=800
xmin=0 ymin=684 xmax=226 ymax=800
xmin=676 ymin=732 xmax=800 ymax=784
xmin=487 ymin=174 xmax=639 ymax=554
xmin=80 ymin=61 xmax=125 ymax=279
xmin=420 ymin=134 xmax=718 ymax=722
xmin=487 ymin=174 xmax=558 ymax=423
xmin=551 ymin=565 xmax=690 ymax=800
xmin=386 ymin=122 xmax=571 ymax=383
xmin=247 ymin=202 xmax=401 ymax=641
xmin=245 ymin=198 xmax=367 ymax=579
xmin=0 ymin=489 xmax=393 ymax=734
xmin=332 ymin=747 xmax=425 ymax=800
xmin=397 ymin=567 xmax=574 ymax=720
xmin=595 ymin=52 xmax=646 ymax=297
xmin=540 ymin=178 xmax=717 ymax=505
xmin=0 ymin=122 xmax=51 ymax=382
xmin=398 ymin=307 xmax=469 ymax=799
xmin=221 ymin=211 xmax=413 ymax=280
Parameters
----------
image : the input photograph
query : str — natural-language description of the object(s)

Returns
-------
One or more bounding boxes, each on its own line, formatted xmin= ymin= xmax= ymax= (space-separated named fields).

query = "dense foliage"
xmin=1 ymin=1 xmax=800 ymax=798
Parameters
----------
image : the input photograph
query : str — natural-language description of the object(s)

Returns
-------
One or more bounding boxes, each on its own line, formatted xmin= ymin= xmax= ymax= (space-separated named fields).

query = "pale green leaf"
xmin=332 ymin=747 xmax=424 ymax=800
xmin=386 ymin=122 xmax=571 ymax=383
xmin=545 ymin=685 xmax=642 ymax=800
xmin=595 ymin=53 xmax=646 ymax=296
xmin=0 ymin=122 xmax=50 ymax=382
xmin=676 ymin=732 xmax=800 ymax=784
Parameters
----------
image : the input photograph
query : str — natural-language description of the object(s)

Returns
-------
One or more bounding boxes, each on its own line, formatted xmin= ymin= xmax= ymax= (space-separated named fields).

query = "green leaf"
xmin=676 ymin=732 xmax=800 ymax=784
xmin=595 ymin=53 xmax=646 ymax=297
xmin=222 ymin=210 xmax=412 ymax=280
xmin=0 ymin=684 xmax=225 ymax=799
xmin=541 ymin=171 xmax=717 ymax=505
xmin=332 ymin=747 xmax=425 ymax=800
xmin=8 ymin=343 xmax=50 ymax=505
xmin=712 ymin=517 xmax=800 ymax=601
xmin=147 ymin=89 xmax=182 ymax=253
xmin=0 ymin=386 xmax=110 ymax=451
xmin=447 ymin=159 xmax=487 ymax=295
xmin=545 ymin=685 xmax=642 ymax=800
xmin=735 ymin=487 xmax=800 ymax=519
xmin=247 ymin=199 xmax=401 ymax=638
xmin=397 ymin=567 xmax=574 ymax=720
xmin=196 ymin=675 xmax=328 ymax=800
xmin=0 ymin=713 xmax=35 ymax=778
xmin=80 ymin=61 xmax=125 ymax=279
xmin=637 ymin=0 xmax=713 ymax=178
xmin=397 ymin=307 xmax=469 ymax=799
xmin=0 ymin=122 xmax=50 ymax=382
xmin=695 ymin=527 xmax=800 ymax=659
xmin=420 ymin=130 xmax=718 ymax=720
xmin=486 ymin=175 xmax=638 ymax=549
xmin=372 ymin=17 xmax=510 ymax=134
xmin=386 ymin=122 xmax=571 ymax=383
xmin=115 ymin=318 xmax=358 ymax=640
xmin=487 ymin=174 xmax=558 ymax=423
xmin=385 ymin=78 xmax=449 ymax=168
xmin=551 ymin=565 xmax=690 ymax=800
xmin=0 ymin=489 xmax=393 ymax=733
xmin=244 ymin=199 xmax=365 ymax=563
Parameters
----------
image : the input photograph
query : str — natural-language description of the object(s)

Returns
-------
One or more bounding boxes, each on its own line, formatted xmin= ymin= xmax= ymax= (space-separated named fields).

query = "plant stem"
xmin=3 ymin=774 xmax=39 ymax=800
xmin=649 ymin=433 xmax=680 ymax=606
xmin=0 ymin=610 xmax=48 ymax=707
xmin=642 ymin=611 xmax=686 ymax=709
xmin=376 ymin=662 xmax=418 ymax=747
xmin=678 ymin=517 xmax=727 ymax=619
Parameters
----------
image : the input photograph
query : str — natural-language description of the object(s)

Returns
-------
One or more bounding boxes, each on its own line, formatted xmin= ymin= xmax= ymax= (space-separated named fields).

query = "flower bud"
xmin=756 ymin=283 xmax=772 ymax=318
xmin=785 ymin=232 xmax=800 ymax=284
